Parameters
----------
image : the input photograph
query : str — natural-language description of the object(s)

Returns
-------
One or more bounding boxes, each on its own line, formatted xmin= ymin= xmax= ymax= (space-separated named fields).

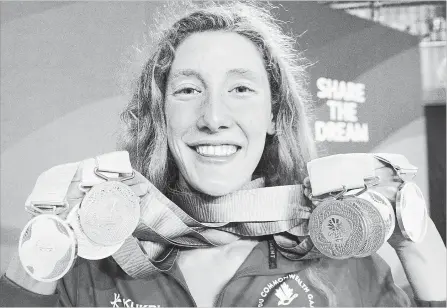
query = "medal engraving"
xmin=79 ymin=181 xmax=140 ymax=246
xmin=19 ymin=215 xmax=77 ymax=282
xmin=347 ymin=196 xmax=386 ymax=258
xmin=322 ymin=215 xmax=352 ymax=245
xmin=67 ymin=204 xmax=124 ymax=260
xmin=309 ymin=199 xmax=366 ymax=259
xmin=359 ymin=190 xmax=395 ymax=241
xmin=309 ymin=196 xmax=391 ymax=259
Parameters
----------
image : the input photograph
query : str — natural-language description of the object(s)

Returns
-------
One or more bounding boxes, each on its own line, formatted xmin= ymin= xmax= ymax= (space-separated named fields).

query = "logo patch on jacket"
xmin=110 ymin=292 xmax=160 ymax=308
xmin=275 ymin=282 xmax=298 ymax=305
xmin=257 ymin=274 xmax=315 ymax=307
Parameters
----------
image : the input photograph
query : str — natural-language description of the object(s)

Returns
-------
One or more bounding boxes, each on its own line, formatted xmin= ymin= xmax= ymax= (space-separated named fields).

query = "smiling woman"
xmin=165 ymin=31 xmax=275 ymax=196
xmin=119 ymin=1 xmax=316 ymax=197
xmin=1 ymin=1 xmax=446 ymax=307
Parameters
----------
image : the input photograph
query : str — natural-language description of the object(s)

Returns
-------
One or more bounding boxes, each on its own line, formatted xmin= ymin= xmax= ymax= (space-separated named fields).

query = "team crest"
xmin=275 ymin=282 xmax=298 ymax=306
xmin=257 ymin=274 xmax=316 ymax=307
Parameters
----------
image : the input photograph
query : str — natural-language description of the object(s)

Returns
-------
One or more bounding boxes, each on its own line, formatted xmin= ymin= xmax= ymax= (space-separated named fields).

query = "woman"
xmin=1 ymin=1 xmax=446 ymax=307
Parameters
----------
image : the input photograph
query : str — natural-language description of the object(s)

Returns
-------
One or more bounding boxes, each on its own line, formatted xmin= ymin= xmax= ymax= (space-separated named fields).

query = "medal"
xmin=309 ymin=198 xmax=367 ymax=259
xmin=307 ymin=153 xmax=428 ymax=260
xmin=357 ymin=190 xmax=395 ymax=241
xmin=66 ymin=203 xmax=124 ymax=260
xmin=18 ymin=214 xmax=77 ymax=282
xmin=79 ymin=181 xmax=140 ymax=246
xmin=309 ymin=193 xmax=392 ymax=259
xmin=18 ymin=152 xmax=142 ymax=280
xmin=396 ymin=182 xmax=428 ymax=242
xmin=348 ymin=194 xmax=387 ymax=258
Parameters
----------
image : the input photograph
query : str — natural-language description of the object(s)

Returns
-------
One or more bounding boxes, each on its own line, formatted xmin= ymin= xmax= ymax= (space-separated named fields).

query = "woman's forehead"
xmin=169 ymin=31 xmax=268 ymax=78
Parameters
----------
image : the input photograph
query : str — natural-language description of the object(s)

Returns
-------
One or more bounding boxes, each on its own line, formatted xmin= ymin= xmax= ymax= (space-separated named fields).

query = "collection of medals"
xmin=18 ymin=151 xmax=429 ymax=282
xmin=307 ymin=153 xmax=428 ymax=259
xmin=19 ymin=152 xmax=140 ymax=282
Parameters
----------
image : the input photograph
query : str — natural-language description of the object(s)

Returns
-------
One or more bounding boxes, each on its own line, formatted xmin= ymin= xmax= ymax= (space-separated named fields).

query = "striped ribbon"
xmin=112 ymin=178 xmax=322 ymax=279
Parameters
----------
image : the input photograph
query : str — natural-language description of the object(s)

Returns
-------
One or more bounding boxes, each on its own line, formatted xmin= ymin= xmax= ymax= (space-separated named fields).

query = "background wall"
xmin=1 ymin=1 xmax=149 ymax=273
xmin=0 ymin=2 xmax=435 ymax=294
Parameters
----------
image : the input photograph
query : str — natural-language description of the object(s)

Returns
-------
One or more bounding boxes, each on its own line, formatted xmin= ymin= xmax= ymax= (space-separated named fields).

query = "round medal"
xmin=309 ymin=198 xmax=367 ymax=259
xmin=347 ymin=195 xmax=387 ymax=258
xmin=396 ymin=182 xmax=428 ymax=242
xmin=66 ymin=203 xmax=124 ymax=260
xmin=79 ymin=181 xmax=140 ymax=246
xmin=19 ymin=214 xmax=77 ymax=282
xmin=356 ymin=190 xmax=395 ymax=242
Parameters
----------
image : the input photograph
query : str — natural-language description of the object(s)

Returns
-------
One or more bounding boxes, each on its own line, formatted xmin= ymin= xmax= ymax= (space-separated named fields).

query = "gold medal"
xmin=19 ymin=214 xmax=77 ymax=282
xmin=79 ymin=181 xmax=140 ymax=246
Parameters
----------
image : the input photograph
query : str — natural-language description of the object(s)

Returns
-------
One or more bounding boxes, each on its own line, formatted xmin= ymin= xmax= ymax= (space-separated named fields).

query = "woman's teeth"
xmin=195 ymin=145 xmax=238 ymax=156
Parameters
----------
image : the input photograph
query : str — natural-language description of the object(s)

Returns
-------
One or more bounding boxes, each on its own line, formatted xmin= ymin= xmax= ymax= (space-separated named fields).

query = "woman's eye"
xmin=174 ymin=87 xmax=201 ymax=95
xmin=230 ymin=86 xmax=254 ymax=94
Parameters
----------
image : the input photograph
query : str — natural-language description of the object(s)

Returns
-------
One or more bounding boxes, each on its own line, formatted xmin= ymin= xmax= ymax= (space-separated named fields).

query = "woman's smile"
xmin=193 ymin=144 xmax=240 ymax=157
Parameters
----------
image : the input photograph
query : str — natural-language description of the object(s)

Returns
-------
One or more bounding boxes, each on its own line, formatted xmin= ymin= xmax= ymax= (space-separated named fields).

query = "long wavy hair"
xmin=118 ymin=1 xmax=338 ymax=305
xmin=119 ymin=0 xmax=317 ymax=191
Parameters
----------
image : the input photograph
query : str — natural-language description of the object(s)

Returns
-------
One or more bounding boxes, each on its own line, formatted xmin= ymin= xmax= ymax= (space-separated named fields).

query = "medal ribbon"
xmin=24 ymin=152 xmax=320 ymax=279
xmin=24 ymin=151 xmax=418 ymax=279
xmin=307 ymin=153 xmax=418 ymax=197
xmin=113 ymin=177 xmax=318 ymax=278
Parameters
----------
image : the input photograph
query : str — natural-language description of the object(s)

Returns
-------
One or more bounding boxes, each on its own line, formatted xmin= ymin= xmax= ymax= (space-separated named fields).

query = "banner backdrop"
xmin=274 ymin=2 xmax=422 ymax=155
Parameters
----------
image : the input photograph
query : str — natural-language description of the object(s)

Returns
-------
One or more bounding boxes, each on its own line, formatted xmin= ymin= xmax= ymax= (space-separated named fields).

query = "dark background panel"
xmin=425 ymin=104 xmax=446 ymax=245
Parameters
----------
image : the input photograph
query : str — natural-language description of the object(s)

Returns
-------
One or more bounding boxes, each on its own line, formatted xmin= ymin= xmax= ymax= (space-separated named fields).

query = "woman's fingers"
xmin=122 ymin=170 xmax=149 ymax=187
xmin=303 ymin=177 xmax=311 ymax=188
xmin=370 ymin=185 xmax=400 ymax=204
xmin=303 ymin=187 xmax=311 ymax=198
xmin=66 ymin=180 xmax=84 ymax=199
xmin=129 ymin=182 xmax=150 ymax=197
xmin=373 ymin=162 xmax=404 ymax=183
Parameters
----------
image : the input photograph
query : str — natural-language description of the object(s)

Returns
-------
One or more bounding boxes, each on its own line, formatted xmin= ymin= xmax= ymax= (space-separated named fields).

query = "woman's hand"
xmin=305 ymin=159 xmax=446 ymax=302
xmin=6 ymin=166 xmax=150 ymax=296
xmin=366 ymin=161 xmax=416 ymax=251
xmin=5 ymin=165 xmax=86 ymax=295
xmin=303 ymin=177 xmax=312 ymax=199
xmin=303 ymin=177 xmax=318 ymax=209
xmin=303 ymin=161 xmax=422 ymax=251
xmin=371 ymin=162 xmax=446 ymax=301
xmin=122 ymin=170 xmax=151 ymax=198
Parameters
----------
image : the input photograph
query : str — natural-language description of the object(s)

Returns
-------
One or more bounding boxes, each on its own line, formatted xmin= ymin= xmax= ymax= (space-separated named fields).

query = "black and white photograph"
xmin=0 ymin=1 xmax=446 ymax=307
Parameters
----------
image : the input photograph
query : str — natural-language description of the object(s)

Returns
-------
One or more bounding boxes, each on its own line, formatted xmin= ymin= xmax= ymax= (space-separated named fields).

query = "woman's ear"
xmin=267 ymin=112 xmax=275 ymax=135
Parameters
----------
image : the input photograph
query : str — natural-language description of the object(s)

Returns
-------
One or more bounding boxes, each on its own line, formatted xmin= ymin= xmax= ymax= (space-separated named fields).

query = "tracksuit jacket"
xmin=4 ymin=238 xmax=442 ymax=307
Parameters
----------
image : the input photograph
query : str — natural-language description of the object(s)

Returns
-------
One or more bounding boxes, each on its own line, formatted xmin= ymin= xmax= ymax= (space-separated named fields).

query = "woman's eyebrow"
xmin=227 ymin=68 xmax=260 ymax=81
xmin=170 ymin=68 xmax=260 ymax=82
xmin=170 ymin=69 xmax=204 ymax=83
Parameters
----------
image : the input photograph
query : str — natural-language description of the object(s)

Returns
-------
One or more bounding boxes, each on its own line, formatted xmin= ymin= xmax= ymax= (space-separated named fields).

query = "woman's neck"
xmin=171 ymin=176 xmax=265 ymax=196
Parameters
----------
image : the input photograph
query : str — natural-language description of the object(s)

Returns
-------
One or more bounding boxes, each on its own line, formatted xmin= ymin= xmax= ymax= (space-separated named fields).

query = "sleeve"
xmin=355 ymin=253 xmax=412 ymax=307
xmin=0 ymin=274 xmax=74 ymax=307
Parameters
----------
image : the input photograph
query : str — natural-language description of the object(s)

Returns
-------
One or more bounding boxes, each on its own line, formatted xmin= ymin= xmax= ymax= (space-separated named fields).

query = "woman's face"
xmin=165 ymin=31 xmax=274 ymax=196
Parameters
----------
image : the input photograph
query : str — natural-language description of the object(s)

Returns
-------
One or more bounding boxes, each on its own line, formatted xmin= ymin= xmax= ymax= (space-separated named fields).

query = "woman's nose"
xmin=196 ymin=95 xmax=233 ymax=133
